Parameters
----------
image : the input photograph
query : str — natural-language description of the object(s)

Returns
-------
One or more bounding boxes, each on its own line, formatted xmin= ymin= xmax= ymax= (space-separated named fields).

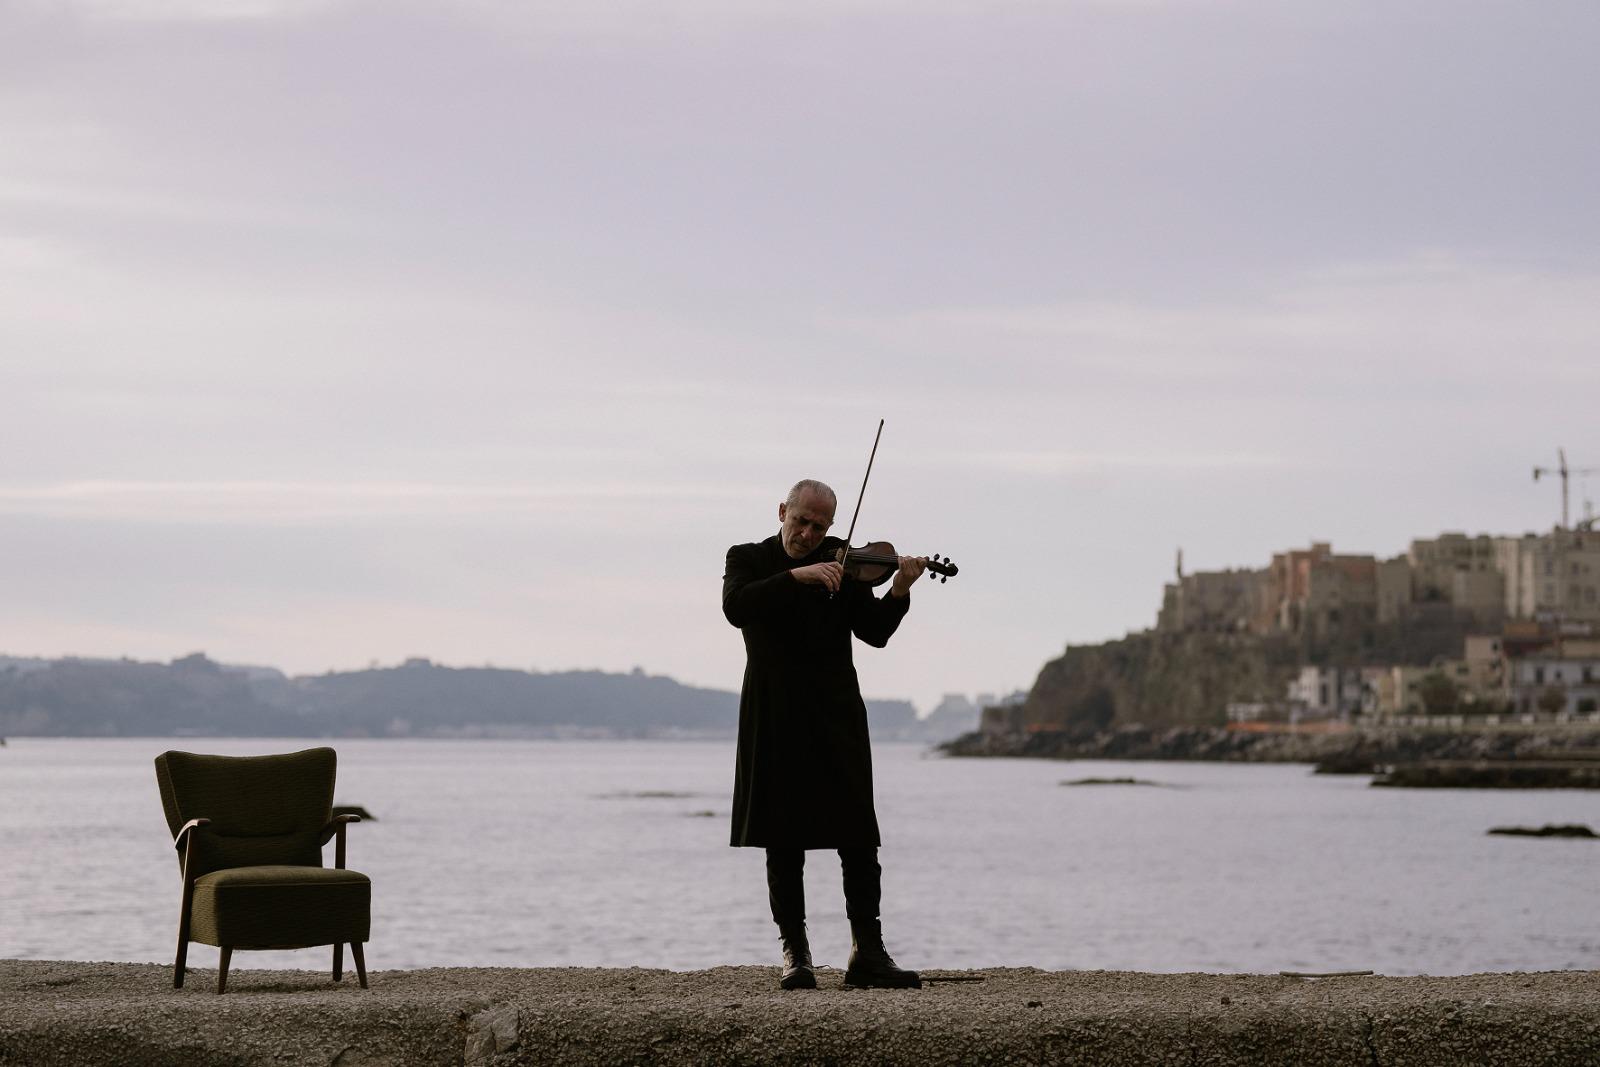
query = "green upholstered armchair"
xmin=154 ymin=747 xmax=372 ymax=995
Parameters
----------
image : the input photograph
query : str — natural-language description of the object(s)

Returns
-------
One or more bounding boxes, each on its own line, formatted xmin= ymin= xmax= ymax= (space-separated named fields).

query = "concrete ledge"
xmin=4 ymin=960 xmax=1599 ymax=1065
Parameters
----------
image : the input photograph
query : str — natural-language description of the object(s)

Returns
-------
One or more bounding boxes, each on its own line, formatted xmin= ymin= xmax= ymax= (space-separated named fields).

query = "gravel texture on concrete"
xmin=4 ymin=959 xmax=1600 ymax=1066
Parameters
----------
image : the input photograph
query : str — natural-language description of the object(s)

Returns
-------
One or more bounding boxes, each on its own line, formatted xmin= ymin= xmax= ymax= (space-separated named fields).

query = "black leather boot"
xmin=767 ymin=849 xmax=813 ymax=989
xmin=779 ymin=923 xmax=817 ymax=990
xmin=844 ymin=919 xmax=921 ymax=989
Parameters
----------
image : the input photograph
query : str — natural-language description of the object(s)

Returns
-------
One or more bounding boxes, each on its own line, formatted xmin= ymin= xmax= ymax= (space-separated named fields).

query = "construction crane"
xmin=1532 ymin=448 xmax=1600 ymax=529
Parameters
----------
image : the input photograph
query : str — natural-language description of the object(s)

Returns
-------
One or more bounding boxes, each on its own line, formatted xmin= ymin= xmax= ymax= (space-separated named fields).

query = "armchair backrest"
xmin=154 ymin=747 xmax=337 ymax=878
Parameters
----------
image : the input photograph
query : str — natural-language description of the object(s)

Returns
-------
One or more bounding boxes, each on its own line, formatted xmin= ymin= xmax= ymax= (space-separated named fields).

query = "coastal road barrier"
xmin=4 ymin=960 xmax=1600 ymax=1065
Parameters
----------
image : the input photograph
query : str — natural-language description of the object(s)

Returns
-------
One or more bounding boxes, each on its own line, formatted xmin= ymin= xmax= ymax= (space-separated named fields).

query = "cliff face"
xmin=1023 ymin=610 xmax=1486 ymax=731
xmin=1023 ymin=631 xmax=1304 ymax=729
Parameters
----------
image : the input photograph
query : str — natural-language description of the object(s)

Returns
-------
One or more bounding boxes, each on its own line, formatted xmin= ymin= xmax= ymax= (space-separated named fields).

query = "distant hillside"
xmin=0 ymin=653 xmax=959 ymax=742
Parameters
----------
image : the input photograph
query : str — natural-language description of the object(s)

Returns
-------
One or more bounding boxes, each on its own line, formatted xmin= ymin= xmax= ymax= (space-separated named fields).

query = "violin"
xmin=824 ymin=418 xmax=960 ymax=592
xmin=824 ymin=538 xmax=959 ymax=586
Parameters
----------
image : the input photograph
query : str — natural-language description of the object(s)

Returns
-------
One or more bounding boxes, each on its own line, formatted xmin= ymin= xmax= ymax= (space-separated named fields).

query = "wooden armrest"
xmin=173 ymin=818 xmax=211 ymax=851
xmin=319 ymin=813 xmax=361 ymax=844
xmin=321 ymin=814 xmax=360 ymax=869
xmin=175 ymin=818 xmax=211 ymax=883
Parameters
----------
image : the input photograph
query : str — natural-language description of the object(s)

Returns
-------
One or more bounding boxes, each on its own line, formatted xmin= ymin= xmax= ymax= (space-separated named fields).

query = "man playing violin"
xmin=721 ymin=478 xmax=927 ymax=990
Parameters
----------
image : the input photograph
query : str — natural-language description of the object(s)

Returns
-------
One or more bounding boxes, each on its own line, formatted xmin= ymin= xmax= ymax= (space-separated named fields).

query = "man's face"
xmin=778 ymin=490 xmax=836 ymax=559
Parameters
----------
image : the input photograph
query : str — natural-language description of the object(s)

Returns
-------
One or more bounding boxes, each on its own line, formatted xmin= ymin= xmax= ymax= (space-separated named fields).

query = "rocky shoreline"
xmin=940 ymin=725 xmax=1600 ymax=777
xmin=5 ymin=959 xmax=1600 ymax=1066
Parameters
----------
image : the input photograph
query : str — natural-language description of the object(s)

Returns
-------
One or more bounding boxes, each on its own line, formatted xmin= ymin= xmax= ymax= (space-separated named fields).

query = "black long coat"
xmin=723 ymin=534 xmax=911 ymax=849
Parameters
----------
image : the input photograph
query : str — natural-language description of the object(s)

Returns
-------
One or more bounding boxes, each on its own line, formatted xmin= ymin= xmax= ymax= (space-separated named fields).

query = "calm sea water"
xmin=3 ymin=738 xmax=1598 ymax=976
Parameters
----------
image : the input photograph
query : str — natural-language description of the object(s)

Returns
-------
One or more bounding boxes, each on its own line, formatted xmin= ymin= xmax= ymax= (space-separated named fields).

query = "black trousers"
xmin=765 ymin=847 xmax=880 ymax=927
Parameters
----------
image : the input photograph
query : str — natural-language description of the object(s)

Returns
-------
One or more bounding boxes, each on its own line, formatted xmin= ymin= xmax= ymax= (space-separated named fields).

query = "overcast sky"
xmin=3 ymin=0 xmax=1597 ymax=711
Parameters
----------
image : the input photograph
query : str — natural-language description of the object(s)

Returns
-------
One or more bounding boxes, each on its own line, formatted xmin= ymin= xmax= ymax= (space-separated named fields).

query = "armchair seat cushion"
xmin=190 ymin=865 xmax=371 ymax=948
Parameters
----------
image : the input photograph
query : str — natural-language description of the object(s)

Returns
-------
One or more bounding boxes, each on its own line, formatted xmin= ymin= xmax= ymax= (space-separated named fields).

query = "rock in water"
xmin=1312 ymin=753 xmax=1378 ymax=775
xmin=1060 ymin=777 xmax=1164 ymax=787
xmin=1487 ymin=824 xmax=1598 ymax=838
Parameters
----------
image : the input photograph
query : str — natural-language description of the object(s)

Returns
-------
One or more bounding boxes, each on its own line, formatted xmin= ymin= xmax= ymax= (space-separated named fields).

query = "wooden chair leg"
xmin=350 ymin=942 xmax=367 ymax=989
xmin=174 ymin=889 xmax=194 ymax=989
xmin=333 ymin=942 xmax=344 ymax=982
xmin=217 ymin=946 xmax=232 ymax=995
xmin=173 ymin=936 xmax=189 ymax=989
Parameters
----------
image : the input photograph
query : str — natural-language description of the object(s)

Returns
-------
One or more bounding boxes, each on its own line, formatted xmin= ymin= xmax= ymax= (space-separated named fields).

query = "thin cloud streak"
xmin=0 ymin=179 xmax=332 ymax=228
xmin=953 ymin=450 xmax=1290 ymax=476
xmin=0 ymin=480 xmax=760 ymax=522
xmin=851 ymin=255 xmax=1600 ymax=390
xmin=33 ymin=0 xmax=339 ymax=22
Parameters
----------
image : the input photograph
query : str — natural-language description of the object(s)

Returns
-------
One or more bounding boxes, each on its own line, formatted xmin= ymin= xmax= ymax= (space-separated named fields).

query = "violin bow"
xmin=831 ymin=418 xmax=885 ymax=598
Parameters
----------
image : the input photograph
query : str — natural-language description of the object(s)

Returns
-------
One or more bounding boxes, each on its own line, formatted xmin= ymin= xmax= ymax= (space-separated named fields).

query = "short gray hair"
xmin=785 ymin=479 xmax=836 ymax=508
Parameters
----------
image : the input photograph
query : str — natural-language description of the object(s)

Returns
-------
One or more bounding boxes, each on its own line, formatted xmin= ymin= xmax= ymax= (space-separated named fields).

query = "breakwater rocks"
xmin=6 ymin=960 xmax=1600 ymax=1066
xmin=943 ymin=725 xmax=1351 ymax=763
xmin=942 ymin=725 xmax=1600 ymax=775
xmin=1373 ymin=761 xmax=1600 ymax=789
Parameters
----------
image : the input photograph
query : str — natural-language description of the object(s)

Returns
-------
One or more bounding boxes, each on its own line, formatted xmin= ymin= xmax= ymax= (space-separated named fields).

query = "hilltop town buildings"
xmin=1162 ymin=526 xmax=1600 ymax=723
